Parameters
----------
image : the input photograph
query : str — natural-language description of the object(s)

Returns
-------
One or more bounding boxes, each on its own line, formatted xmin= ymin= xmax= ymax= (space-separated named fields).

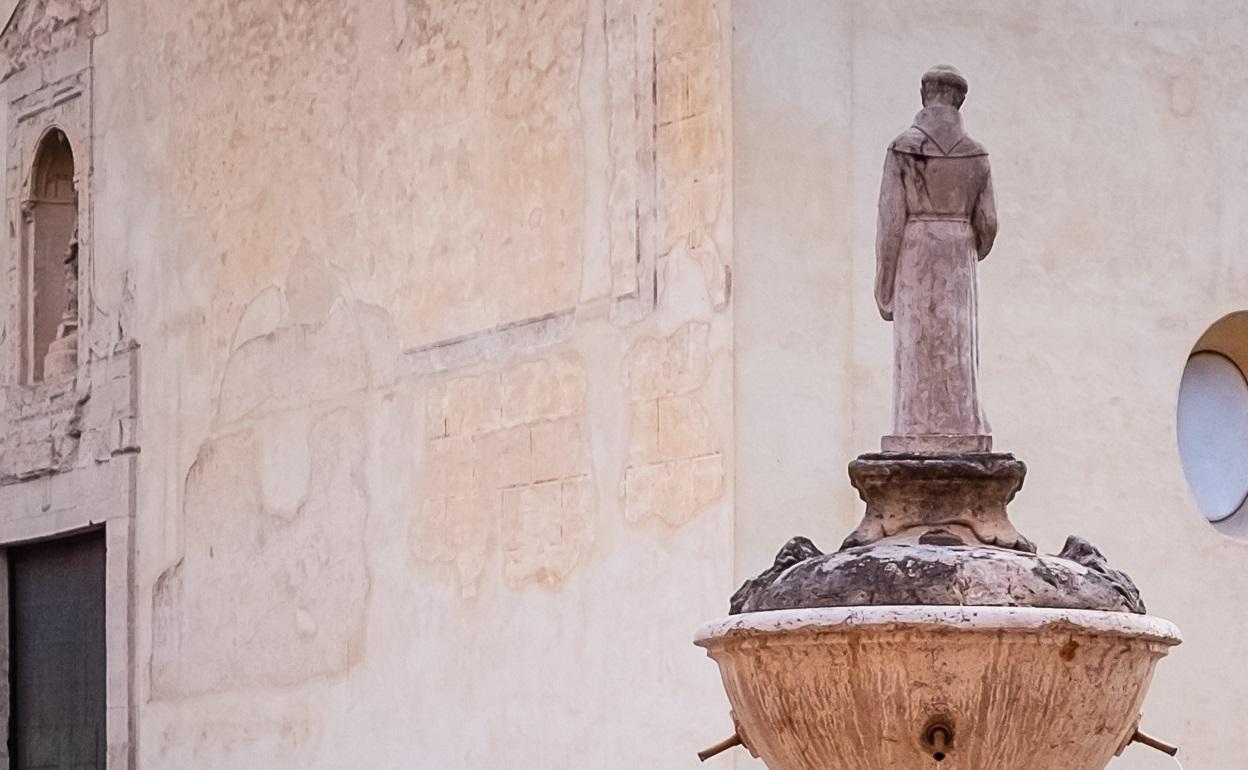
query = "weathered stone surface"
xmin=729 ymin=536 xmax=822 ymax=614
xmin=151 ymin=408 xmax=370 ymax=699
xmin=844 ymin=452 xmax=1034 ymax=552
xmin=733 ymin=539 xmax=1146 ymax=615
xmin=696 ymin=606 xmax=1180 ymax=770
xmin=413 ymin=352 xmax=595 ymax=594
xmin=876 ymin=65 xmax=995 ymax=451
xmin=0 ymin=0 xmax=104 ymax=82
xmin=622 ymin=322 xmax=725 ymax=525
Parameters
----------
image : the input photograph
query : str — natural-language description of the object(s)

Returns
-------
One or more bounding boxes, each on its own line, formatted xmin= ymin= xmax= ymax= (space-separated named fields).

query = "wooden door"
xmin=9 ymin=530 xmax=106 ymax=770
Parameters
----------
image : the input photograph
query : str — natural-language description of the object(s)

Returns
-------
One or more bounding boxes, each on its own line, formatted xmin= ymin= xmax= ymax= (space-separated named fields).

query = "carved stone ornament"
xmin=42 ymin=228 xmax=78 ymax=378
xmin=731 ymin=66 xmax=1145 ymax=616
xmin=0 ymin=0 xmax=105 ymax=83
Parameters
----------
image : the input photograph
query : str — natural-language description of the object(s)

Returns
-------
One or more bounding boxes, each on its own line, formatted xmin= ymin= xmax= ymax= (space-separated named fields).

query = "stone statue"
xmin=43 ymin=227 xmax=79 ymax=378
xmin=876 ymin=64 xmax=996 ymax=453
xmin=61 ymin=227 xmax=79 ymax=326
xmin=722 ymin=65 xmax=1152 ymax=667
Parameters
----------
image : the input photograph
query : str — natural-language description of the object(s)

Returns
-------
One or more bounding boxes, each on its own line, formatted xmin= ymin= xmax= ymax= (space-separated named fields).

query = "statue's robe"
xmin=875 ymin=104 xmax=997 ymax=439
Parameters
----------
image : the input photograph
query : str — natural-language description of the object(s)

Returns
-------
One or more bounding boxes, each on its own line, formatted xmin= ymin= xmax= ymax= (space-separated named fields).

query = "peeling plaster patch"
xmin=167 ymin=0 xmax=592 ymax=349
xmin=150 ymin=409 xmax=370 ymax=699
xmin=604 ymin=0 xmax=655 ymax=307
xmin=603 ymin=0 xmax=728 ymax=317
xmin=215 ymin=305 xmax=371 ymax=425
xmin=412 ymin=353 xmax=594 ymax=594
xmin=622 ymin=322 xmax=724 ymax=525
xmin=654 ymin=0 xmax=728 ymax=309
xmin=152 ymin=270 xmax=400 ymax=699
xmin=154 ymin=711 xmax=319 ymax=769
xmin=231 ymin=286 xmax=285 ymax=350
xmin=403 ymin=309 xmax=575 ymax=376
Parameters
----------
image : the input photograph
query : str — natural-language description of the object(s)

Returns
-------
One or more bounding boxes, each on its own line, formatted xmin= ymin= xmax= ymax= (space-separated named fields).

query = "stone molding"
xmin=0 ymin=0 xmax=105 ymax=84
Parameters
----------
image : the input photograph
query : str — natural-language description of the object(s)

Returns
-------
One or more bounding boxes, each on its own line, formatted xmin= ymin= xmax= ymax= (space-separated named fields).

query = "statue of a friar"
xmin=876 ymin=64 xmax=997 ymax=453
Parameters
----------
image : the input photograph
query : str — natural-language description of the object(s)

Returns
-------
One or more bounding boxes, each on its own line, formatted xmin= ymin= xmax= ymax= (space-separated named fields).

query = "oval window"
xmin=1177 ymin=351 xmax=1248 ymax=522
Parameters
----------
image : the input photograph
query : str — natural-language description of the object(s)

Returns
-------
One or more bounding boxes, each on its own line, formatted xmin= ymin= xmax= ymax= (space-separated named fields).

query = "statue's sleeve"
xmin=973 ymin=159 xmax=998 ymax=260
xmin=875 ymin=149 xmax=905 ymax=321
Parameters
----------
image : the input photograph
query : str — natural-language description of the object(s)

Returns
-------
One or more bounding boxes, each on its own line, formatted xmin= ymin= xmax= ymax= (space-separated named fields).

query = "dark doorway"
xmin=9 ymin=530 xmax=106 ymax=770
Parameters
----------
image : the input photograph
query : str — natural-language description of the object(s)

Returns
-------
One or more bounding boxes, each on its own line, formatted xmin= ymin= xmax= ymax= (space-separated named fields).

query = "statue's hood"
xmin=891 ymin=105 xmax=987 ymax=158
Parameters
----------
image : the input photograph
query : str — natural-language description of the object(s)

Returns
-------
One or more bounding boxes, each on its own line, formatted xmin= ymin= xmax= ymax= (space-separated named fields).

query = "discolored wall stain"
xmin=623 ymin=322 xmax=725 ymax=526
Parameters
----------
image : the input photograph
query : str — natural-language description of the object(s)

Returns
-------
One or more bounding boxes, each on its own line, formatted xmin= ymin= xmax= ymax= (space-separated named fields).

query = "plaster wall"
xmin=87 ymin=0 xmax=736 ymax=767
xmin=734 ymin=3 xmax=1248 ymax=769
xmin=5 ymin=0 xmax=1240 ymax=768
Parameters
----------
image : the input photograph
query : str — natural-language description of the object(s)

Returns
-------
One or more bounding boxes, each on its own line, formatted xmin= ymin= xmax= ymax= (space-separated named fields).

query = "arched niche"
xmin=22 ymin=127 xmax=78 ymax=383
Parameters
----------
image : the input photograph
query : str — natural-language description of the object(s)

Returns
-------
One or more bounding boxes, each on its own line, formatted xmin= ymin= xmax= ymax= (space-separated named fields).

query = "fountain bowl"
xmin=695 ymin=605 xmax=1180 ymax=770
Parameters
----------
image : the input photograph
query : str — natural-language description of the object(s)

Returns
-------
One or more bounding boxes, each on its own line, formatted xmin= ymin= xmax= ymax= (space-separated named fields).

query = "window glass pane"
xmin=1177 ymin=352 xmax=1248 ymax=522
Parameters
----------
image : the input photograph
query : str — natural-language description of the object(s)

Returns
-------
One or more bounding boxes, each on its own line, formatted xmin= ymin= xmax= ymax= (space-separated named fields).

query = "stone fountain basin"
xmin=695 ymin=606 xmax=1180 ymax=770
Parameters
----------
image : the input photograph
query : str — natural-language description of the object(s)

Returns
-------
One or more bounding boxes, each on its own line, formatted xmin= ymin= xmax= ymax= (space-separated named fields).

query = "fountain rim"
xmin=695 ymin=605 xmax=1182 ymax=648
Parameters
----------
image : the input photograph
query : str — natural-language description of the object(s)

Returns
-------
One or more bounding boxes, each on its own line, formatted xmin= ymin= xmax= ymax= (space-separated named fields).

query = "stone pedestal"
xmin=882 ymin=433 xmax=992 ymax=453
xmin=728 ymin=451 xmax=1148 ymax=616
xmin=43 ymin=330 xmax=78 ymax=379
xmin=843 ymin=452 xmax=1032 ymax=551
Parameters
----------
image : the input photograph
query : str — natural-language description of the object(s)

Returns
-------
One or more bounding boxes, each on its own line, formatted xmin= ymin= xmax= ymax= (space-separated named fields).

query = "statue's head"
xmin=921 ymin=64 xmax=967 ymax=109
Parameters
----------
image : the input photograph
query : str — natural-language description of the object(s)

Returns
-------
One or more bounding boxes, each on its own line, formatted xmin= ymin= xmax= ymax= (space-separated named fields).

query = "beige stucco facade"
xmin=0 ymin=0 xmax=1241 ymax=768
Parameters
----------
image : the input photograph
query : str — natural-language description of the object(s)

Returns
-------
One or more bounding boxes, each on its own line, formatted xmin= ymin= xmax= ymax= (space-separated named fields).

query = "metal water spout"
xmin=693 ymin=65 xmax=1182 ymax=770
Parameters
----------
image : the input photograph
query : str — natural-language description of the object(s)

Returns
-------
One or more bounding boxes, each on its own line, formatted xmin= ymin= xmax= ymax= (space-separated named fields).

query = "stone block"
xmin=690 ymin=452 xmax=725 ymax=508
xmin=477 ymin=425 xmax=533 ymax=489
xmin=427 ymin=436 xmax=477 ymax=499
xmin=658 ymin=394 xmax=717 ymax=459
xmin=625 ymin=460 xmax=692 ymax=525
xmin=500 ymin=357 xmax=586 ymax=426
xmin=628 ymin=399 xmax=661 ymax=464
xmin=657 ymin=45 xmax=718 ymax=127
xmin=501 ymin=480 xmax=564 ymax=583
xmin=624 ymin=336 xmax=668 ymax=401
xmin=445 ymin=494 xmax=493 ymax=557
xmin=445 ymin=373 xmax=502 ymax=436
xmin=658 ymin=112 xmax=721 ymax=192
xmin=561 ymin=475 xmax=595 ymax=520
xmin=657 ymin=0 xmax=719 ymax=59
xmin=530 ymin=417 xmax=587 ymax=482
xmin=501 ymin=360 xmax=557 ymax=425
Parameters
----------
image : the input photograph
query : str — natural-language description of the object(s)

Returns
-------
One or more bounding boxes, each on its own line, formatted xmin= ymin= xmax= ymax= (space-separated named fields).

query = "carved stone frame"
xmin=0 ymin=31 xmax=134 ymax=770
xmin=0 ymin=458 xmax=136 ymax=770
xmin=4 ymin=40 xmax=92 ymax=387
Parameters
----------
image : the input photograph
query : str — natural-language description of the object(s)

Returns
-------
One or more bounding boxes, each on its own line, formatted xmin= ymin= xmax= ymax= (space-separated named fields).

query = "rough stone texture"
xmin=729 ymin=536 xmax=821 ymax=614
xmin=2 ymin=42 xmax=95 ymax=386
xmin=622 ymin=322 xmax=726 ymax=525
xmin=843 ymin=452 xmax=1035 ymax=551
xmin=413 ymin=353 xmax=595 ymax=594
xmin=0 ymin=0 xmax=105 ymax=83
xmin=654 ymin=0 xmax=729 ymax=311
xmin=152 ymin=409 xmax=370 ymax=699
xmin=150 ymin=269 xmax=384 ymax=699
xmin=876 ymin=67 xmax=995 ymax=451
xmin=733 ymin=539 xmax=1146 ymax=615
xmin=696 ymin=606 xmax=1180 ymax=770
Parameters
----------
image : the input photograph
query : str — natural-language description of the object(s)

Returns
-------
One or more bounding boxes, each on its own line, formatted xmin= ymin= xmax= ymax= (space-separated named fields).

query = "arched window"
xmin=22 ymin=128 xmax=78 ymax=383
